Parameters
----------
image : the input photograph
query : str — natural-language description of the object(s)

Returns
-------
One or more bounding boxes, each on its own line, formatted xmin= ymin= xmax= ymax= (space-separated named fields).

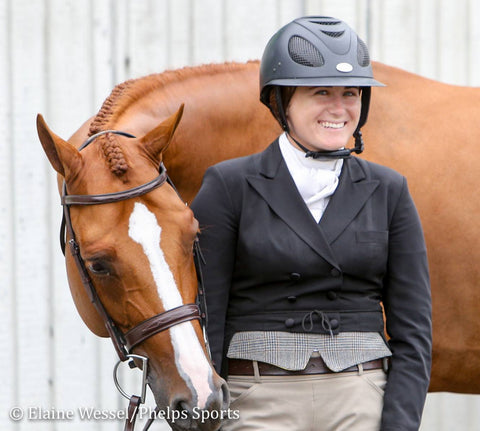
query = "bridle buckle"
xmin=113 ymin=354 xmax=149 ymax=404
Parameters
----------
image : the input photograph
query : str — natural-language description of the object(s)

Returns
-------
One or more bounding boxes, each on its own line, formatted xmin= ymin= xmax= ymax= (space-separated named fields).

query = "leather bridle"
xmin=60 ymin=130 xmax=208 ymax=430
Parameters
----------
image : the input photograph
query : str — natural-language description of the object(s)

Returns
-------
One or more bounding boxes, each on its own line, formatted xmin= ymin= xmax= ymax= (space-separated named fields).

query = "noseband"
xmin=60 ymin=130 xmax=208 ymax=430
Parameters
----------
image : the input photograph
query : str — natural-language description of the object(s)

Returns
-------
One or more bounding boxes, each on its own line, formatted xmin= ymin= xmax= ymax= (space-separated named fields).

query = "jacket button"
xmin=289 ymin=272 xmax=301 ymax=281
xmin=285 ymin=318 xmax=295 ymax=328
xmin=326 ymin=291 xmax=337 ymax=300
xmin=329 ymin=319 xmax=339 ymax=330
xmin=287 ymin=296 xmax=297 ymax=303
xmin=330 ymin=268 xmax=341 ymax=277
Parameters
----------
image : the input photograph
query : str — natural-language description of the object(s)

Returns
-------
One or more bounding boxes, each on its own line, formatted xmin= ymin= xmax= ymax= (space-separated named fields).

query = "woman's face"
xmin=286 ymin=86 xmax=361 ymax=152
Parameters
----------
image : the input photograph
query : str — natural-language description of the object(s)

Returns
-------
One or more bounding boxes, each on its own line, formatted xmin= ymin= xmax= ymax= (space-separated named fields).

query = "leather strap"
xmin=228 ymin=357 xmax=386 ymax=376
xmin=125 ymin=395 xmax=142 ymax=431
xmin=125 ymin=304 xmax=201 ymax=350
xmin=62 ymin=168 xmax=168 ymax=206
xmin=142 ymin=406 xmax=160 ymax=431
xmin=68 ymin=237 xmax=129 ymax=361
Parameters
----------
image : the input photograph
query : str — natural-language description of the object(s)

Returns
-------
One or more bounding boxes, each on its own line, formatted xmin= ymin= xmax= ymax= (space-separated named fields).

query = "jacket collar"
xmin=247 ymin=139 xmax=379 ymax=267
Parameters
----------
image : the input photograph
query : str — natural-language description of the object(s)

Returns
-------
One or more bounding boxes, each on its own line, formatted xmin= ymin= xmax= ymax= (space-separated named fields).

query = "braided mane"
xmin=88 ymin=61 xmax=258 ymax=176
xmin=88 ymin=80 xmax=136 ymax=176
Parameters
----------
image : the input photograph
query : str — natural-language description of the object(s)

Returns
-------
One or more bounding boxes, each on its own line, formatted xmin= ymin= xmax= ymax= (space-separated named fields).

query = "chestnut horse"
xmin=40 ymin=60 xmax=479 ymax=402
xmin=37 ymin=107 xmax=228 ymax=431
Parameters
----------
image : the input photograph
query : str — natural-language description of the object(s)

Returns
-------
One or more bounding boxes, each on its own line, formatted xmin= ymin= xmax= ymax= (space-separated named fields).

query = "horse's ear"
xmin=141 ymin=104 xmax=184 ymax=159
xmin=36 ymin=114 xmax=83 ymax=178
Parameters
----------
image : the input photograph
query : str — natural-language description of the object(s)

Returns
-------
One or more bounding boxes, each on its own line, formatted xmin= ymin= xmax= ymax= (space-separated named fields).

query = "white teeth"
xmin=320 ymin=121 xmax=345 ymax=129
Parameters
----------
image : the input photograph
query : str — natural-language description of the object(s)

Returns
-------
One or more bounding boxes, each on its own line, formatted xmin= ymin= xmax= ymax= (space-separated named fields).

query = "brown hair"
xmin=267 ymin=86 xmax=296 ymax=128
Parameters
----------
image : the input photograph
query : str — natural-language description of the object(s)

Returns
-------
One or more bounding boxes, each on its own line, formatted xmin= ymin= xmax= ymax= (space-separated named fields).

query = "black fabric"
xmin=191 ymin=139 xmax=432 ymax=431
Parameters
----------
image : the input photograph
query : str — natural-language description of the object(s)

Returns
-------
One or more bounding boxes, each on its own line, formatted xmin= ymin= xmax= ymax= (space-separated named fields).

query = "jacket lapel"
xmin=320 ymin=157 xmax=380 ymax=244
xmin=246 ymin=140 xmax=339 ymax=268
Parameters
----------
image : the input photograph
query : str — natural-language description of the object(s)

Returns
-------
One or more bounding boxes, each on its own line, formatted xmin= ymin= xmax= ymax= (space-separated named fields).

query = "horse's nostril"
xmin=167 ymin=381 xmax=229 ymax=430
xmin=169 ymin=397 xmax=193 ymax=428
xmin=172 ymin=397 xmax=191 ymax=415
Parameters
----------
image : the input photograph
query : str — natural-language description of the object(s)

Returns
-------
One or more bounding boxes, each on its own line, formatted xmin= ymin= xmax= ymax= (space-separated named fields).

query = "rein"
xmin=60 ymin=130 xmax=208 ymax=431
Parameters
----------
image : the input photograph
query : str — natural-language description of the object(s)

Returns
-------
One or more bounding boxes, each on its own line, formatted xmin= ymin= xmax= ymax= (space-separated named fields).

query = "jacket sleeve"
xmin=381 ymin=177 xmax=432 ymax=431
xmin=190 ymin=165 xmax=238 ymax=375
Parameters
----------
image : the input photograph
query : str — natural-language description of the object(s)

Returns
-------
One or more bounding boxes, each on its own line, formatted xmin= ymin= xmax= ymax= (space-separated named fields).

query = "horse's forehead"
xmin=72 ymin=205 xmax=130 ymax=253
xmin=74 ymin=140 xmax=149 ymax=193
xmin=69 ymin=139 xmax=189 ymax=247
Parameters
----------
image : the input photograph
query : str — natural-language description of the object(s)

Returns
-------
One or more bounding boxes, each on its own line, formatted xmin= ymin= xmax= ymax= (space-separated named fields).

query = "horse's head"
xmin=36 ymin=106 xmax=228 ymax=430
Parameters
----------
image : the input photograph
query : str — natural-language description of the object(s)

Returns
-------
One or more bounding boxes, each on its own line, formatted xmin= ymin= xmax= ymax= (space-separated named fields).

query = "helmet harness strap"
xmin=274 ymin=86 xmax=289 ymax=132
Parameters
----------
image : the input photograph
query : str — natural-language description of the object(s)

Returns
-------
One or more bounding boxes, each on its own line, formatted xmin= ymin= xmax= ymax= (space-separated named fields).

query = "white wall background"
xmin=1 ymin=0 xmax=479 ymax=430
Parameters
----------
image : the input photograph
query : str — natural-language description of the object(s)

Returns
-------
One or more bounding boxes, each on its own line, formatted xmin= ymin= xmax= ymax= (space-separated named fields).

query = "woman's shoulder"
xmin=199 ymin=150 xmax=265 ymax=196
xmin=353 ymin=156 xmax=405 ymax=184
xmin=211 ymin=152 xmax=260 ymax=174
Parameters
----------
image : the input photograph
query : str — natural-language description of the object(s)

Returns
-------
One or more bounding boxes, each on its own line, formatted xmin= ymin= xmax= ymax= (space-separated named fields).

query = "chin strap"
xmin=287 ymin=130 xmax=364 ymax=160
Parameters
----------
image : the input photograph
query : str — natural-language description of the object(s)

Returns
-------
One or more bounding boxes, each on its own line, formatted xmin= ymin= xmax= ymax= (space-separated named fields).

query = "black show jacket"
xmin=191 ymin=140 xmax=432 ymax=431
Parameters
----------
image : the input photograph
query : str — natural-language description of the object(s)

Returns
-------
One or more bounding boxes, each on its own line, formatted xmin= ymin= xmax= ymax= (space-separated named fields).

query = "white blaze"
xmin=128 ymin=202 xmax=212 ymax=408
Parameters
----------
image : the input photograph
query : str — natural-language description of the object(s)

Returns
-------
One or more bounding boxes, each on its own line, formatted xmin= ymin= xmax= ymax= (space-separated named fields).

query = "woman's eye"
xmin=88 ymin=261 xmax=111 ymax=276
xmin=344 ymin=89 xmax=360 ymax=97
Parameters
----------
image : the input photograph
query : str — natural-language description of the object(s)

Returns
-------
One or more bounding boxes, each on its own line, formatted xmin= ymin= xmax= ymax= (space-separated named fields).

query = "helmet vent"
xmin=309 ymin=19 xmax=341 ymax=26
xmin=288 ymin=36 xmax=325 ymax=67
xmin=321 ymin=30 xmax=345 ymax=38
xmin=357 ymin=37 xmax=370 ymax=67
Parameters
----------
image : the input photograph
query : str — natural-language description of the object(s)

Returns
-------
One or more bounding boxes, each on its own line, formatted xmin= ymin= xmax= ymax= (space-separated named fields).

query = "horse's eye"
xmin=88 ymin=261 xmax=111 ymax=276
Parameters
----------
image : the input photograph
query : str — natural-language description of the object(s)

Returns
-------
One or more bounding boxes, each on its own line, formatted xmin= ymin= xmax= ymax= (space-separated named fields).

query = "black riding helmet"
xmin=260 ymin=16 xmax=385 ymax=158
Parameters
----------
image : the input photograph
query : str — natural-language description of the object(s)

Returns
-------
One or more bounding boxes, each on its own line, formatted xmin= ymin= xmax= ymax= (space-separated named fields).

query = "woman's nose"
xmin=327 ymin=95 xmax=345 ymax=114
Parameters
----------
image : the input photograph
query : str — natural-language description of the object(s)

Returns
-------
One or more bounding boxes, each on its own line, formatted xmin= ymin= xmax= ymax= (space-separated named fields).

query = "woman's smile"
xmin=319 ymin=121 xmax=347 ymax=129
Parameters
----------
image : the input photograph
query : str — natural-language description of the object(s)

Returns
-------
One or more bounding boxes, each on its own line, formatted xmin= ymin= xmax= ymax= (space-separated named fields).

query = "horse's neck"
xmin=113 ymin=63 xmax=280 ymax=203
xmin=166 ymin=85 xmax=279 ymax=203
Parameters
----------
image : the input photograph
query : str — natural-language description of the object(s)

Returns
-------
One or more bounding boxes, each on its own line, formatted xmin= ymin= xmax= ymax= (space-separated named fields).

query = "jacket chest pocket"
xmin=355 ymin=231 xmax=389 ymax=259
xmin=356 ymin=230 xmax=388 ymax=244
xmin=341 ymin=230 xmax=389 ymax=277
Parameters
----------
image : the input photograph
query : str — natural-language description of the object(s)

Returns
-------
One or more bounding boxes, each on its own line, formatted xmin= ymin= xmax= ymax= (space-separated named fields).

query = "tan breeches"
xmin=222 ymin=367 xmax=386 ymax=431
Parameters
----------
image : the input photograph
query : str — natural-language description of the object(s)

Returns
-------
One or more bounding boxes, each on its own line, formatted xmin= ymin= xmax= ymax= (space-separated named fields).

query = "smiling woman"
xmin=286 ymin=86 xmax=362 ymax=152
xmin=191 ymin=16 xmax=431 ymax=431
